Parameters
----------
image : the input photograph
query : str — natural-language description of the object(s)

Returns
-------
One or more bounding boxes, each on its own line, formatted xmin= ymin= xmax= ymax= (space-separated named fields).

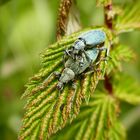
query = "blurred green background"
xmin=0 ymin=0 xmax=140 ymax=140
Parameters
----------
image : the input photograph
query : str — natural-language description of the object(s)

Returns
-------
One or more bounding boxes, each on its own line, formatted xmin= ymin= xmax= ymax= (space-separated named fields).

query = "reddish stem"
xmin=104 ymin=3 xmax=113 ymax=30
xmin=104 ymin=74 xmax=113 ymax=95
xmin=57 ymin=0 xmax=72 ymax=40
xmin=104 ymin=1 xmax=113 ymax=94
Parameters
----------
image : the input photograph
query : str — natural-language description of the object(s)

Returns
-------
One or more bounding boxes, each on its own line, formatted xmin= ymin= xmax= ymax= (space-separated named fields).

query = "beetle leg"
xmin=65 ymin=49 xmax=71 ymax=56
xmin=97 ymin=47 xmax=111 ymax=59
xmin=43 ymin=71 xmax=58 ymax=84
xmin=96 ymin=47 xmax=112 ymax=64
xmin=71 ymin=81 xmax=77 ymax=95
xmin=79 ymin=54 xmax=84 ymax=67
xmin=63 ymin=51 xmax=67 ymax=64
xmin=79 ymin=61 xmax=84 ymax=67
xmin=63 ymin=49 xmax=74 ymax=63
xmin=84 ymin=50 xmax=89 ymax=59
xmin=75 ymin=52 xmax=86 ymax=67
xmin=53 ymin=71 xmax=61 ymax=78
xmin=64 ymin=50 xmax=70 ymax=58
xmin=82 ymin=50 xmax=92 ymax=63
xmin=92 ymin=57 xmax=107 ymax=67
xmin=84 ymin=70 xmax=94 ymax=75
xmin=72 ymin=82 xmax=76 ymax=90
xmin=64 ymin=49 xmax=74 ymax=58
xmin=84 ymin=67 xmax=104 ymax=76
xmin=97 ymin=47 xmax=108 ymax=56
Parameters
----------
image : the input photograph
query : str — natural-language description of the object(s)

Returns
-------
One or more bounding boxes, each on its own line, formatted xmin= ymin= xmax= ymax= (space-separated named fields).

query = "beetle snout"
xmin=57 ymin=82 xmax=63 ymax=91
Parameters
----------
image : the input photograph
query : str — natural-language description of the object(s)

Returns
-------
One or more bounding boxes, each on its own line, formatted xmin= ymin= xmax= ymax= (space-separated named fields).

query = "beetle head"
xmin=74 ymin=40 xmax=85 ymax=53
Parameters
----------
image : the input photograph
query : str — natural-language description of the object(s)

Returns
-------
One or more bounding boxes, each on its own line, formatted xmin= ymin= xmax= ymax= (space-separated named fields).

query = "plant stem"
xmin=104 ymin=0 xmax=113 ymax=95
xmin=104 ymin=74 xmax=113 ymax=95
xmin=56 ymin=0 xmax=73 ymax=40
xmin=104 ymin=1 xmax=113 ymax=30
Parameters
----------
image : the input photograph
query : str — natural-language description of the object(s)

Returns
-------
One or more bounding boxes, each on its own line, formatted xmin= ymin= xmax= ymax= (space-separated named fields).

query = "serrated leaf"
xmin=113 ymin=73 xmax=140 ymax=105
xmin=96 ymin=0 xmax=112 ymax=6
xmin=106 ymin=44 xmax=135 ymax=74
xmin=115 ymin=0 xmax=140 ymax=33
xmin=108 ymin=121 xmax=126 ymax=140
xmin=19 ymin=27 xmax=111 ymax=140
xmin=50 ymin=91 xmax=126 ymax=140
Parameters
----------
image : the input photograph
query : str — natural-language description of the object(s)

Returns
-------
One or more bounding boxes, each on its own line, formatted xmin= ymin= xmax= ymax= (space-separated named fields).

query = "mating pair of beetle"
xmin=54 ymin=29 xmax=109 ymax=90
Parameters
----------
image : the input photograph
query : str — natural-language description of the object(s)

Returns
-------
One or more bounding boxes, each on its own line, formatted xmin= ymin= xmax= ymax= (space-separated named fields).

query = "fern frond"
xmin=50 ymin=91 xmax=126 ymax=140
xmin=114 ymin=0 xmax=140 ymax=34
xmin=19 ymin=27 xmax=111 ymax=140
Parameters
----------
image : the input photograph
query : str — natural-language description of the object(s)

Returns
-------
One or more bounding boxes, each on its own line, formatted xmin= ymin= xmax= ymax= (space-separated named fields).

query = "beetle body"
xmin=57 ymin=47 xmax=100 ymax=90
xmin=55 ymin=29 xmax=108 ymax=90
xmin=75 ymin=29 xmax=106 ymax=48
xmin=65 ymin=29 xmax=106 ymax=58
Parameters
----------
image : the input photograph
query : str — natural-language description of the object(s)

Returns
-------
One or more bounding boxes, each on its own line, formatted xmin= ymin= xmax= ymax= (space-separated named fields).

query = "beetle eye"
xmin=75 ymin=40 xmax=80 ymax=45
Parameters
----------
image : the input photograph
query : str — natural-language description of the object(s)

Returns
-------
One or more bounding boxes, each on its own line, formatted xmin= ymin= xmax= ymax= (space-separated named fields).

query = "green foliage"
xmin=113 ymin=73 xmax=140 ymax=105
xmin=50 ymin=92 xmax=126 ymax=140
xmin=96 ymin=0 xmax=112 ymax=6
xmin=19 ymin=27 xmax=111 ymax=140
xmin=114 ymin=0 xmax=140 ymax=33
xmin=18 ymin=0 xmax=140 ymax=140
xmin=0 ymin=0 xmax=10 ymax=5
xmin=107 ymin=44 xmax=135 ymax=74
